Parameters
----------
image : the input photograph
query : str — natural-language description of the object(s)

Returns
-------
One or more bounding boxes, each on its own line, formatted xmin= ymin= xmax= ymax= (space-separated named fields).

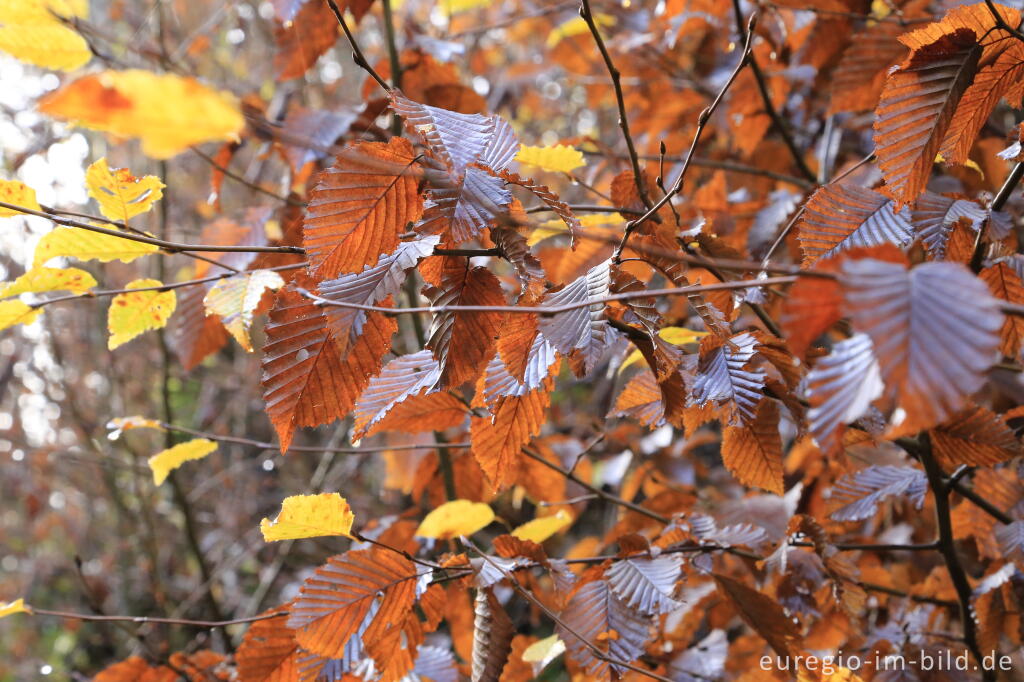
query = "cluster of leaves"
xmin=8 ymin=0 xmax=1024 ymax=680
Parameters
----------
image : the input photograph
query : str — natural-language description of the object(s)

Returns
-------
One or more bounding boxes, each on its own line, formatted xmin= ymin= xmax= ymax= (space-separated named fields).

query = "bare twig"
xmin=324 ymin=0 xmax=391 ymax=92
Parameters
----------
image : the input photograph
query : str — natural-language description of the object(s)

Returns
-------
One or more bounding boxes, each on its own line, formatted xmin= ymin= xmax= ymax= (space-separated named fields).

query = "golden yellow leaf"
xmin=438 ymin=0 xmax=491 ymax=15
xmin=38 ymin=70 xmax=245 ymax=159
xmin=546 ymin=13 xmax=613 ymax=48
xmin=0 ymin=0 xmax=90 ymax=71
xmin=620 ymin=327 xmax=709 ymax=371
xmin=416 ymin=499 xmax=494 ymax=539
xmin=105 ymin=415 xmax=164 ymax=440
xmin=148 ymin=438 xmax=217 ymax=485
xmin=0 ymin=300 xmax=41 ymax=331
xmin=511 ymin=509 xmax=573 ymax=543
xmin=203 ymin=270 xmax=284 ymax=352
xmin=0 ymin=267 xmax=96 ymax=298
xmin=522 ymin=633 xmax=565 ymax=665
xmin=33 ymin=227 xmax=159 ymax=267
xmin=0 ymin=598 xmax=30 ymax=619
xmin=0 ymin=179 xmax=41 ymax=216
xmin=530 ymin=212 xmax=623 ymax=246
xmin=260 ymin=493 xmax=356 ymax=541
xmin=516 ymin=144 xmax=586 ymax=175
xmin=85 ymin=158 xmax=164 ymax=223
xmin=107 ymin=278 xmax=176 ymax=350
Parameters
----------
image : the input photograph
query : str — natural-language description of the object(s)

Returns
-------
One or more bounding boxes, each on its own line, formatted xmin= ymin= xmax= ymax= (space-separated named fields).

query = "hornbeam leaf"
xmin=556 ymin=579 xmax=651 ymax=678
xmin=980 ymin=262 xmax=1024 ymax=357
xmin=713 ymin=574 xmax=802 ymax=657
xmin=34 ymin=227 xmax=159 ymax=267
xmin=472 ymin=588 xmax=514 ymax=682
xmin=303 ymin=138 xmax=425 ymax=278
xmin=0 ymin=300 xmax=41 ymax=331
xmin=806 ymin=333 xmax=884 ymax=455
xmin=929 ymin=404 xmax=1021 ymax=471
xmin=828 ymin=14 xmax=915 ymax=114
xmin=416 ymin=499 xmax=494 ymax=539
xmin=235 ymin=608 xmax=299 ymax=681
xmin=692 ymin=332 xmax=764 ymax=426
xmin=797 ymin=182 xmax=913 ymax=266
xmin=353 ymin=350 xmax=448 ymax=438
xmin=471 ymin=375 xmax=554 ymax=490
xmin=0 ymin=0 xmax=90 ymax=71
xmin=0 ymin=179 xmax=41 ymax=216
xmin=841 ymin=258 xmax=1002 ymax=433
xmin=203 ymin=269 xmax=285 ymax=352
xmin=538 ymin=259 xmax=612 ymax=376
xmin=85 ymin=158 xmax=164 ymax=223
xmin=147 ymin=438 xmax=216 ymax=485
xmin=873 ymin=29 xmax=981 ymax=207
xmin=0 ymin=267 xmax=96 ymax=298
xmin=515 ymin=143 xmax=586 ymax=174
xmin=911 ymin=191 xmax=987 ymax=259
xmin=606 ymin=554 xmax=685 ymax=615
xmin=274 ymin=0 xmax=340 ymax=80
xmin=107 ymin=279 xmax=176 ymax=350
xmin=611 ymin=370 xmax=665 ymax=428
xmin=721 ymin=400 xmax=784 ymax=495
xmin=830 ymin=465 xmax=927 ymax=522
xmin=260 ymin=493 xmax=355 ymax=542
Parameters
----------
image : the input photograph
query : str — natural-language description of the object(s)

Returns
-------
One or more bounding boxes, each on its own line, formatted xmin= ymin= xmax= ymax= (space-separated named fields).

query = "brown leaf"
xmin=979 ymin=262 xmax=1024 ymax=356
xmin=721 ymin=400 xmax=784 ymax=495
xmin=274 ymin=0 xmax=339 ymax=80
xmin=929 ymin=404 xmax=1021 ymax=471
xmin=303 ymin=138 xmax=424 ymax=278
xmin=557 ymin=577 xmax=652 ymax=678
xmin=471 ymin=376 xmax=554 ymax=490
xmin=235 ymin=608 xmax=298 ymax=682
xmin=713 ymin=574 xmax=802 ymax=658
xmin=612 ymin=369 xmax=665 ymax=428
xmin=472 ymin=588 xmax=514 ymax=682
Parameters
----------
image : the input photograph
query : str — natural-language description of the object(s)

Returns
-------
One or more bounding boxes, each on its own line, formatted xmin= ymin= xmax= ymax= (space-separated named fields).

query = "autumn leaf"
xmin=203 ymin=269 xmax=284 ymax=352
xmin=107 ymin=279 xmax=176 ymax=350
xmin=416 ymin=499 xmax=494 ymax=539
xmin=147 ymin=438 xmax=217 ymax=485
xmin=620 ymin=327 xmax=707 ymax=371
xmin=33 ymin=227 xmax=159 ymax=267
xmin=515 ymin=144 xmax=586 ymax=174
xmin=38 ymin=70 xmax=244 ymax=158
xmin=721 ymin=400 xmax=784 ymax=494
xmin=105 ymin=416 xmax=163 ymax=440
xmin=0 ymin=300 xmax=41 ymax=331
xmin=0 ymin=179 xmax=41 ymax=216
xmin=260 ymin=493 xmax=355 ymax=541
xmin=85 ymin=158 xmax=164 ymax=223
xmin=0 ymin=267 xmax=96 ymax=298
xmin=0 ymin=0 xmax=90 ymax=71
xmin=0 ymin=598 xmax=30 ymax=619
xmin=511 ymin=509 xmax=573 ymax=543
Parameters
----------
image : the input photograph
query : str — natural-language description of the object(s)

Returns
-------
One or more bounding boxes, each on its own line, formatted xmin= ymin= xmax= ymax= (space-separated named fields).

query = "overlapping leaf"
xmin=605 ymin=554 xmax=684 ymax=615
xmin=85 ymin=158 xmax=164 ymax=223
xmin=472 ymin=588 xmax=514 ymax=682
xmin=979 ymin=262 xmax=1024 ymax=357
xmin=538 ymin=259 xmax=612 ymax=377
xmin=911 ymin=192 xmax=987 ymax=259
xmin=929 ymin=404 xmax=1021 ymax=470
xmin=806 ymin=333 xmax=884 ymax=455
xmin=797 ymin=183 xmax=913 ymax=265
xmin=236 ymin=609 xmax=298 ymax=682
xmin=203 ymin=270 xmax=284 ymax=352
xmin=556 ymin=578 xmax=651 ymax=678
xmin=692 ymin=332 xmax=764 ymax=426
xmin=713 ymin=574 xmax=801 ymax=657
xmin=471 ymin=374 xmax=554 ymax=490
xmin=830 ymin=465 xmax=928 ymax=522
xmin=721 ymin=400 xmax=784 ymax=495
xmin=353 ymin=350 xmax=453 ymax=438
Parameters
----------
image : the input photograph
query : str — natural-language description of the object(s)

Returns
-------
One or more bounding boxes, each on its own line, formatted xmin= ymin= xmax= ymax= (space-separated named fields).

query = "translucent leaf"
xmin=85 ymin=158 xmax=165 ymax=223
xmin=806 ymin=333 xmax=884 ymax=455
xmin=472 ymin=588 xmax=514 ymax=682
xmin=0 ymin=267 xmax=95 ymax=298
xmin=34 ymin=227 xmax=159 ymax=267
xmin=0 ymin=1 xmax=90 ymax=71
xmin=511 ymin=509 xmax=573 ymax=544
xmin=318 ymin=236 xmax=439 ymax=352
xmin=721 ymin=400 xmax=784 ymax=494
xmin=911 ymin=191 xmax=987 ymax=259
xmin=713 ymin=574 xmax=801 ymax=657
xmin=261 ymin=277 xmax=396 ymax=452
xmin=873 ymin=29 xmax=980 ymax=207
xmin=797 ymin=183 xmax=913 ymax=265
xmin=147 ymin=438 xmax=217 ymax=485
xmin=692 ymin=332 xmax=764 ymax=426
xmin=235 ymin=608 xmax=299 ymax=681
xmin=515 ymin=144 xmax=586 ymax=174
xmin=538 ymin=259 xmax=612 ymax=376
xmin=274 ymin=0 xmax=339 ymax=79
xmin=0 ymin=179 xmax=40 ymax=216
xmin=203 ymin=269 xmax=285 ymax=352
xmin=556 ymin=579 xmax=650 ymax=678
xmin=605 ymin=554 xmax=684 ymax=615
xmin=929 ymin=404 xmax=1021 ymax=470
xmin=107 ymin=279 xmax=176 ymax=350
xmin=288 ymin=549 xmax=418 ymax=659
xmin=303 ymin=138 xmax=425 ymax=278
xmin=611 ymin=370 xmax=665 ymax=428
xmin=260 ymin=493 xmax=355 ymax=542
xmin=471 ymin=375 xmax=553 ymax=489
xmin=841 ymin=258 xmax=1002 ymax=432
xmin=830 ymin=465 xmax=927 ymax=522
xmin=620 ymin=327 xmax=708 ymax=372
xmin=416 ymin=499 xmax=494 ymax=539
xmin=39 ymin=70 xmax=245 ymax=159
xmin=0 ymin=598 xmax=29 ymax=619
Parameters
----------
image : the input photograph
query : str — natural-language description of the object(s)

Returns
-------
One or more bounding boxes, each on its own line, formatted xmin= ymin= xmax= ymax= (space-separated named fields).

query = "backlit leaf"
xmin=303 ymin=138 xmax=424 ymax=278
xmin=515 ymin=144 xmax=585 ymax=174
xmin=147 ymin=438 xmax=216 ymax=485
xmin=34 ymin=227 xmax=159 ymax=267
xmin=830 ymin=465 xmax=927 ymax=522
xmin=85 ymin=158 xmax=164 ymax=223
xmin=107 ymin=278 xmax=176 ymax=350
xmin=0 ymin=179 xmax=41 ymax=216
xmin=721 ymin=400 xmax=784 ymax=495
xmin=38 ymin=70 xmax=244 ymax=159
xmin=980 ymin=262 xmax=1024 ymax=357
xmin=203 ymin=269 xmax=285 ymax=352
xmin=0 ymin=598 xmax=29 ymax=619
xmin=806 ymin=333 xmax=884 ymax=455
xmin=0 ymin=0 xmax=90 ymax=71
xmin=511 ymin=509 xmax=572 ymax=543
xmin=0 ymin=301 xmax=41 ymax=331
xmin=260 ymin=493 xmax=355 ymax=541
xmin=929 ymin=404 xmax=1021 ymax=471
xmin=416 ymin=499 xmax=494 ymax=539
xmin=797 ymin=183 xmax=913 ymax=266
xmin=235 ymin=608 xmax=298 ymax=682
xmin=0 ymin=266 xmax=95 ymax=298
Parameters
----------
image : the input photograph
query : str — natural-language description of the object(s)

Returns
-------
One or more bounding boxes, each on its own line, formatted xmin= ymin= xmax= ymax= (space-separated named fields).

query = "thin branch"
xmin=28 ymin=607 xmax=282 ymax=628
xmin=324 ymin=0 xmax=391 ymax=92
xmin=984 ymin=0 xmax=1024 ymax=45
xmin=583 ymin=151 xmax=815 ymax=189
xmin=579 ymin=0 xmax=652 ymax=212
xmin=191 ymin=147 xmax=304 ymax=206
xmin=731 ymin=0 xmax=816 ymax=183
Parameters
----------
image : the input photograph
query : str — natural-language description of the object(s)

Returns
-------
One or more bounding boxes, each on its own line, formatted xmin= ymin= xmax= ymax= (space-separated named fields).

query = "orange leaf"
xmin=721 ymin=400 xmax=784 ymax=494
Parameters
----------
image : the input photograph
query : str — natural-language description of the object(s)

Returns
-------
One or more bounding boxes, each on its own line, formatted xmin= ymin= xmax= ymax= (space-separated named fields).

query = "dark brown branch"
xmin=324 ymin=0 xmax=392 ymax=92
xmin=28 ymin=607 xmax=282 ymax=628
xmin=984 ymin=0 xmax=1024 ymax=45
xmin=191 ymin=147 xmax=304 ymax=206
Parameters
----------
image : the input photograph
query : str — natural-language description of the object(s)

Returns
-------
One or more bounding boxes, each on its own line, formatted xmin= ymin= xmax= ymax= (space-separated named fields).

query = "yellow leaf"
xmin=522 ymin=633 xmax=565 ymax=665
xmin=546 ymin=13 xmax=614 ymax=48
xmin=0 ymin=266 xmax=96 ymax=298
xmin=106 ymin=415 xmax=164 ymax=440
xmin=85 ymin=158 xmax=164 ymax=223
xmin=148 ymin=438 xmax=217 ymax=485
xmin=620 ymin=327 xmax=709 ymax=371
xmin=935 ymin=152 xmax=984 ymax=178
xmin=203 ymin=269 xmax=285 ymax=352
xmin=530 ymin=212 xmax=623 ymax=245
xmin=260 ymin=493 xmax=356 ymax=541
xmin=438 ymin=0 xmax=491 ymax=15
xmin=511 ymin=509 xmax=573 ymax=543
xmin=416 ymin=499 xmax=494 ymax=539
xmin=107 ymin=278 xmax=176 ymax=350
xmin=0 ymin=598 xmax=31 ymax=619
xmin=33 ymin=227 xmax=159 ymax=267
xmin=0 ymin=0 xmax=90 ymax=71
xmin=0 ymin=179 xmax=41 ymax=216
xmin=516 ymin=144 xmax=586 ymax=175
xmin=38 ymin=70 xmax=245 ymax=159
xmin=0 ymin=299 xmax=41 ymax=331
